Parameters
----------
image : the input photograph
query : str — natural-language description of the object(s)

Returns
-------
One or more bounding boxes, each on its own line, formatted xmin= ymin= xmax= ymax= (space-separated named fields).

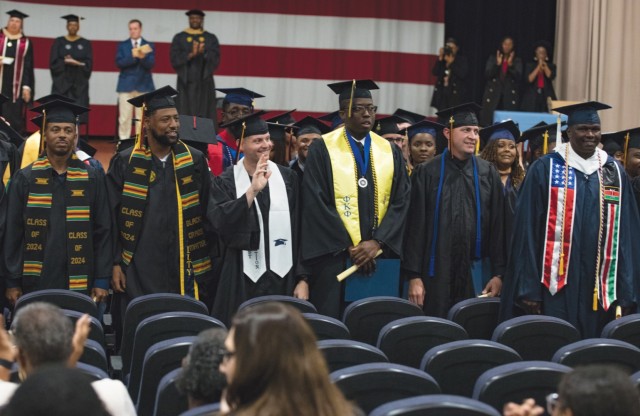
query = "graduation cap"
xmin=216 ymin=87 xmax=264 ymax=109
xmin=30 ymin=100 xmax=90 ymax=154
xmin=328 ymin=79 xmax=379 ymax=118
xmin=601 ymin=127 xmax=640 ymax=164
xmin=407 ymin=120 xmax=445 ymax=141
xmin=35 ymin=93 xmax=75 ymax=104
xmin=6 ymin=10 xmax=28 ymax=19
xmin=318 ymin=110 xmax=343 ymax=130
xmin=266 ymin=109 xmax=297 ymax=126
xmin=77 ymin=139 xmax=97 ymax=158
xmin=479 ymin=120 xmax=521 ymax=146
xmin=374 ymin=115 xmax=405 ymax=136
xmin=436 ymin=102 xmax=482 ymax=128
xmin=178 ymin=115 xmax=217 ymax=155
xmin=0 ymin=118 xmax=25 ymax=148
xmin=293 ymin=116 xmax=331 ymax=136
xmin=552 ymin=101 xmax=611 ymax=126
xmin=393 ymin=108 xmax=425 ymax=125
xmin=267 ymin=122 xmax=299 ymax=142
xmin=128 ymin=85 xmax=178 ymax=114
xmin=220 ymin=111 xmax=267 ymax=163
xmin=186 ymin=9 xmax=205 ymax=16
xmin=521 ymin=121 xmax=567 ymax=155
xmin=61 ymin=14 xmax=83 ymax=22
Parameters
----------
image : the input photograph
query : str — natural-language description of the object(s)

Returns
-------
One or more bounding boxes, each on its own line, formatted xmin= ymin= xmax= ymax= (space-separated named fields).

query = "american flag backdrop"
xmin=6 ymin=0 xmax=444 ymax=136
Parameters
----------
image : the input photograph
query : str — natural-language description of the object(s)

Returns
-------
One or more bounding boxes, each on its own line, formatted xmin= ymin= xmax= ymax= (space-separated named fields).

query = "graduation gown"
xmin=0 ymin=30 xmax=34 ymax=134
xmin=3 ymin=164 xmax=112 ymax=293
xmin=169 ymin=30 xmax=220 ymax=120
xmin=479 ymin=55 xmax=523 ymax=126
xmin=50 ymin=36 xmax=92 ymax=114
xmin=300 ymin=137 xmax=411 ymax=318
xmin=290 ymin=158 xmax=304 ymax=182
xmin=402 ymin=154 xmax=506 ymax=318
xmin=500 ymin=154 xmax=640 ymax=338
xmin=106 ymin=145 xmax=214 ymax=302
xmin=207 ymin=164 xmax=298 ymax=324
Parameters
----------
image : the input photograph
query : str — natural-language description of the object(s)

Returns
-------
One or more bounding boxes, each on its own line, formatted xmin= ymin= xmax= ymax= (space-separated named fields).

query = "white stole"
xmin=234 ymin=158 xmax=293 ymax=282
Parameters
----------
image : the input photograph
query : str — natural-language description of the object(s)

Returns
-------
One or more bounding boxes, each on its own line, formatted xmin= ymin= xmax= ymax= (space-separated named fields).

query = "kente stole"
xmin=23 ymin=155 xmax=92 ymax=291
xmin=118 ymin=141 xmax=211 ymax=299
xmin=541 ymin=154 xmax=622 ymax=310
xmin=324 ymin=127 xmax=394 ymax=245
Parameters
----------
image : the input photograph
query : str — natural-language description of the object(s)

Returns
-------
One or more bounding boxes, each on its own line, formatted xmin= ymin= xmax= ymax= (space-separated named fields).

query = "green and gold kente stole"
xmin=23 ymin=155 xmax=92 ymax=292
xmin=118 ymin=141 xmax=211 ymax=299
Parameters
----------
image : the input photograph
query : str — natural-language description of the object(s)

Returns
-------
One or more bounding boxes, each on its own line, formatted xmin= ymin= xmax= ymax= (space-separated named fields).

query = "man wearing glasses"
xmin=207 ymin=88 xmax=264 ymax=175
xmin=298 ymin=79 xmax=410 ymax=318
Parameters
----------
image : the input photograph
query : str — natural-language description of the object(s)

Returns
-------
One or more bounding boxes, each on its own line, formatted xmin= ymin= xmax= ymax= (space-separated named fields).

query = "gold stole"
xmin=21 ymin=132 xmax=41 ymax=169
xmin=324 ymin=127 xmax=394 ymax=245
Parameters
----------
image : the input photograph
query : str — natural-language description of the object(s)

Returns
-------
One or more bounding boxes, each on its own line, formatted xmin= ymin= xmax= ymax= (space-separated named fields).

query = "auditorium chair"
xmin=126 ymin=312 xmax=224 ymax=382
xmin=76 ymin=362 xmax=110 ymax=381
xmin=79 ymin=339 xmax=109 ymax=373
xmin=63 ymin=309 xmax=106 ymax=348
xmin=369 ymin=394 xmax=501 ymax=416
xmin=377 ymin=316 xmax=468 ymax=368
xmin=317 ymin=339 xmax=388 ymax=373
xmin=342 ymin=296 xmax=423 ymax=346
xmin=472 ymin=361 xmax=571 ymax=412
xmin=14 ymin=289 xmax=99 ymax=319
xmin=492 ymin=315 xmax=580 ymax=361
xmin=601 ymin=313 xmax=640 ymax=348
xmin=421 ymin=339 xmax=522 ymax=397
xmin=331 ymin=363 xmax=440 ymax=414
xmin=447 ymin=297 xmax=501 ymax=339
xmin=552 ymin=338 xmax=640 ymax=373
xmin=119 ymin=293 xmax=208 ymax=374
xmin=238 ymin=294 xmax=317 ymax=314
xmin=153 ymin=367 xmax=188 ymax=416
xmin=303 ymin=312 xmax=350 ymax=340
xmin=630 ymin=370 xmax=640 ymax=389
xmin=133 ymin=336 xmax=195 ymax=416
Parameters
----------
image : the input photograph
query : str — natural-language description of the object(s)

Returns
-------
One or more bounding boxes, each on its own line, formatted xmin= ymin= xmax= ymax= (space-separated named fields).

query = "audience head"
xmin=550 ymin=365 xmax=640 ymax=416
xmin=176 ymin=328 xmax=228 ymax=409
xmin=11 ymin=302 xmax=74 ymax=375
xmin=1 ymin=366 xmax=110 ymax=416
xmin=221 ymin=302 xmax=355 ymax=416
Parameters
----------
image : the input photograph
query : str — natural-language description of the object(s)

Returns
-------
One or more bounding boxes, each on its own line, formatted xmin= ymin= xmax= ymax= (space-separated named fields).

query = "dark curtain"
xmin=444 ymin=0 xmax=557 ymax=105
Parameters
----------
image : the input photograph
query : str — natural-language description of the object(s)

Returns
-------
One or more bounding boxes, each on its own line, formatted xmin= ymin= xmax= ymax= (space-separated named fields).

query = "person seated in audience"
xmin=1 ymin=366 xmax=111 ymax=416
xmin=176 ymin=327 xmax=228 ymax=410
xmin=0 ymin=302 xmax=136 ymax=416
xmin=503 ymin=365 xmax=640 ymax=416
xmin=219 ymin=302 xmax=363 ymax=416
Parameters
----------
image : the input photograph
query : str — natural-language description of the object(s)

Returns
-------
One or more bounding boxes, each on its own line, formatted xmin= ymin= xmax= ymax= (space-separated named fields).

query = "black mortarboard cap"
xmin=479 ymin=120 xmax=522 ymax=145
xmin=178 ymin=115 xmax=217 ymax=145
xmin=624 ymin=127 xmax=640 ymax=149
xmin=186 ymin=9 xmax=205 ymax=16
xmin=61 ymin=14 xmax=83 ymax=22
xmin=6 ymin=10 xmax=28 ymax=19
xmin=601 ymin=132 xmax=624 ymax=157
xmin=77 ymin=139 xmax=97 ymax=158
xmin=318 ymin=110 xmax=343 ymax=130
xmin=374 ymin=115 xmax=405 ymax=136
xmin=266 ymin=109 xmax=297 ymax=125
xmin=0 ymin=118 xmax=25 ymax=148
xmin=216 ymin=88 xmax=264 ymax=108
xmin=552 ymin=101 xmax=611 ymax=126
xmin=35 ymin=94 xmax=74 ymax=104
xmin=522 ymin=121 xmax=566 ymax=153
xmin=328 ymin=79 xmax=379 ymax=103
xmin=30 ymin=100 xmax=90 ymax=124
xmin=268 ymin=122 xmax=299 ymax=142
xmin=407 ymin=120 xmax=445 ymax=140
xmin=294 ymin=116 xmax=331 ymax=136
xmin=436 ymin=102 xmax=482 ymax=128
xmin=393 ymin=108 xmax=425 ymax=125
xmin=128 ymin=85 xmax=178 ymax=113
xmin=219 ymin=111 xmax=268 ymax=137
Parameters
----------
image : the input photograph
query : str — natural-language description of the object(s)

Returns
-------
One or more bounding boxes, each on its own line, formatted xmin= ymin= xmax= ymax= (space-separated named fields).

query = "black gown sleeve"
xmin=487 ymin=164 xmax=506 ymax=277
xmin=90 ymin=167 xmax=114 ymax=285
xmin=401 ymin=162 xmax=432 ymax=278
xmin=3 ymin=170 xmax=29 ymax=287
xmin=105 ymin=152 xmax=126 ymax=265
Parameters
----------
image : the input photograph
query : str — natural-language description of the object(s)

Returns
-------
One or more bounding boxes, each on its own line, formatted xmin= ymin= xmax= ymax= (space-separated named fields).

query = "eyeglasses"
xmin=225 ymin=108 xmax=252 ymax=117
xmin=546 ymin=393 xmax=559 ymax=414
xmin=350 ymin=105 xmax=377 ymax=115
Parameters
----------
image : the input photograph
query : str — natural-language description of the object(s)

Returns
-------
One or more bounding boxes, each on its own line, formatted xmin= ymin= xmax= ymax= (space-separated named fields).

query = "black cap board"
xmin=77 ymin=139 xmax=98 ymax=158
xmin=522 ymin=121 xmax=566 ymax=153
xmin=266 ymin=109 xmax=297 ymax=125
xmin=393 ymin=108 xmax=425 ymax=125
xmin=374 ymin=115 xmax=405 ymax=136
xmin=327 ymin=79 xmax=379 ymax=103
xmin=186 ymin=9 xmax=205 ymax=16
xmin=6 ymin=10 xmax=28 ymax=19
xmin=267 ymin=122 xmax=299 ymax=142
xmin=216 ymin=88 xmax=264 ymax=108
xmin=552 ymin=101 xmax=611 ymax=126
xmin=318 ymin=110 xmax=343 ymax=130
xmin=293 ymin=116 xmax=331 ymax=136
xmin=0 ymin=118 xmax=25 ymax=148
xmin=30 ymin=100 xmax=90 ymax=124
xmin=128 ymin=85 xmax=178 ymax=113
xmin=61 ymin=14 xmax=83 ymax=22
xmin=219 ymin=110 xmax=268 ymax=137
xmin=436 ymin=102 xmax=482 ymax=128
xmin=178 ymin=115 xmax=217 ymax=145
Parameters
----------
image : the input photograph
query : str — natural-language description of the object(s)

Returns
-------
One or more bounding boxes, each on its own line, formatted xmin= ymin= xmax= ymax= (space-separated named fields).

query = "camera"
xmin=444 ymin=45 xmax=454 ymax=56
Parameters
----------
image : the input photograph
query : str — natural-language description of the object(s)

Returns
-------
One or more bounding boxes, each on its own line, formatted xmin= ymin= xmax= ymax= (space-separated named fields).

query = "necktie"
xmin=134 ymin=40 xmax=139 ymax=48
xmin=356 ymin=141 xmax=365 ymax=157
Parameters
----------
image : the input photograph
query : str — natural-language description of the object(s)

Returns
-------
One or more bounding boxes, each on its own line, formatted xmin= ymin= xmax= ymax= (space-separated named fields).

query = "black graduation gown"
xmin=290 ymin=159 xmax=304 ymax=182
xmin=500 ymin=154 xmax=640 ymax=338
xmin=3 ymin=164 xmax=112 ymax=293
xmin=169 ymin=31 xmax=220 ymax=120
xmin=0 ymin=34 xmax=34 ymax=134
xmin=300 ymin=138 xmax=411 ymax=318
xmin=504 ymin=180 xmax=519 ymax=261
xmin=632 ymin=176 xmax=640 ymax=211
xmin=520 ymin=61 xmax=557 ymax=112
xmin=106 ymin=145 xmax=214 ymax=302
xmin=402 ymin=154 xmax=506 ymax=318
xmin=207 ymin=164 xmax=298 ymax=324
xmin=479 ymin=55 xmax=523 ymax=126
xmin=430 ymin=54 xmax=469 ymax=111
xmin=50 ymin=36 xmax=93 ymax=116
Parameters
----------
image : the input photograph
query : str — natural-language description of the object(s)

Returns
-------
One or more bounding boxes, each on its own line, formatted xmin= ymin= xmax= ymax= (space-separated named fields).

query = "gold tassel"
xmin=542 ymin=130 xmax=549 ymax=155
xmin=347 ymin=79 xmax=356 ymax=118
xmin=235 ymin=121 xmax=247 ymax=164
xmin=134 ymin=104 xmax=146 ymax=150
xmin=39 ymin=109 xmax=47 ymax=155
xmin=616 ymin=305 xmax=622 ymax=319
xmin=623 ymin=132 xmax=630 ymax=167
xmin=475 ymin=135 xmax=480 ymax=155
xmin=559 ymin=253 xmax=564 ymax=275
xmin=449 ymin=116 xmax=454 ymax=158
xmin=593 ymin=286 xmax=598 ymax=311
